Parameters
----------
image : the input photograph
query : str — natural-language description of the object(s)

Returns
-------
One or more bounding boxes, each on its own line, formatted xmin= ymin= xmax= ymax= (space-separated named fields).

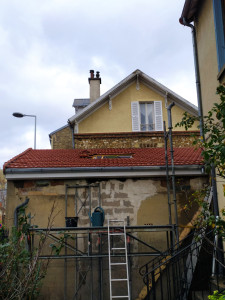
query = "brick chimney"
xmin=88 ymin=70 xmax=101 ymax=103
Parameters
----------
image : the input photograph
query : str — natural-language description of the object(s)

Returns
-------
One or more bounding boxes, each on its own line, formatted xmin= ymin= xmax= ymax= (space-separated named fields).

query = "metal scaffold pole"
xmin=167 ymin=102 xmax=179 ymax=243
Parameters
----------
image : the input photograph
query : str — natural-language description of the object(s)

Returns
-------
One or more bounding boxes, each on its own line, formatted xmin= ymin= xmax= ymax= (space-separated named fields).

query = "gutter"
xmin=5 ymin=165 xmax=205 ymax=180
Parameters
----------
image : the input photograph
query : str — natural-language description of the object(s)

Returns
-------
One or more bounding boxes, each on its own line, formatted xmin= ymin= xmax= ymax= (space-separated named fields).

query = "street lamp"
xmin=12 ymin=112 xmax=37 ymax=149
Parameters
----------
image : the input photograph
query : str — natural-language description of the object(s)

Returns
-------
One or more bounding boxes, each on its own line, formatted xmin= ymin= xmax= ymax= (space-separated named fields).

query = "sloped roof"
xmin=68 ymin=69 xmax=198 ymax=124
xmin=4 ymin=147 xmax=203 ymax=171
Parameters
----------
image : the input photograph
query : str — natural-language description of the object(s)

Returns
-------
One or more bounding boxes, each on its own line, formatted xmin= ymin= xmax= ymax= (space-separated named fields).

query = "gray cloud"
xmin=0 ymin=0 xmax=196 ymax=168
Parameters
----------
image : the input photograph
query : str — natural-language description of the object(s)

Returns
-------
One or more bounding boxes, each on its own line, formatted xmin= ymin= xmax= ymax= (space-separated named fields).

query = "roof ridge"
xmin=3 ymin=148 xmax=33 ymax=173
xmin=68 ymin=69 xmax=198 ymax=124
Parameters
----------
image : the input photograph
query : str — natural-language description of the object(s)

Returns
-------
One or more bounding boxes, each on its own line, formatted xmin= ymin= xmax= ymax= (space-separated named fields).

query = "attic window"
xmin=92 ymin=154 xmax=133 ymax=159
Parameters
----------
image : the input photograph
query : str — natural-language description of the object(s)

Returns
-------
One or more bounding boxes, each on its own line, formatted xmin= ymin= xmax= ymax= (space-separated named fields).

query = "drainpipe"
xmin=167 ymin=102 xmax=179 ymax=243
xmin=182 ymin=18 xmax=204 ymax=140
xmin=68 ymin=122 xmax=75 ymax=149
xmin=182 ymin=17 xmax=223 ymax=274
xmin=211 ymin=164 xmax=224 ymax=275
xmin=14 ymin=197 xmax=29 ymax=228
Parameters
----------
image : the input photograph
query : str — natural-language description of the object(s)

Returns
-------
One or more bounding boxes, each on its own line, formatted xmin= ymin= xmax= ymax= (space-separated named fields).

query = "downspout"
xmin=182 ymin=18 xmax=204 ymax=139
xmin=14 ymin=197 xmax=29 ymax=228
xmin=182 ymin=17 xmax=223 ymax=273
xmin=68 ymin=121 xmax=75 ymax=149
xmin=167 ymin=102 xmax=179 ymax=243
xmin=182 ymin=18 xmax=219 ymax=218
xmin=211 ymin=164 xmax=224 ymax=275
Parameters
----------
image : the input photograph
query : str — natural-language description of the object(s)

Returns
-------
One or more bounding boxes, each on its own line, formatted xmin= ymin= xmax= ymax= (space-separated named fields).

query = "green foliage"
xmin=208 ymin=290 xmax=225 ymax=299
xmin=49 ymin=232 xmax=75 ymax=255
xmin=175 ymin=85 xmax=225 ymax=178
xmin=177 ymin=86 xmax=225 ymax=298
xmin=0 ymin=207 xmax=50 ymax=299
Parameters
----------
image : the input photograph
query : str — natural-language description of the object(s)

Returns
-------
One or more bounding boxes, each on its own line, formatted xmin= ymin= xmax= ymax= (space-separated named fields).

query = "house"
xmin=49 ymin=69 xmax=199 ymax=150
xmin=3 ymin=69 xmax=208 ymax=299
xmin=3 ymin=146 xmax=207 ymax=299
xmin=180 ymin=0 xmax=225 ymax=224
xmin=180 ymin=0 xmax=225 ymax=115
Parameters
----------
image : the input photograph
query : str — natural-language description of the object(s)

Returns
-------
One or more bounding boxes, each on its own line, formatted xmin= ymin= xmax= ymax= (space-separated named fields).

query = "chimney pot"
xmin=90 ymin=70 xmax=94 ymax=79
xmin=96 ymin=71 xmax=100 ymax=78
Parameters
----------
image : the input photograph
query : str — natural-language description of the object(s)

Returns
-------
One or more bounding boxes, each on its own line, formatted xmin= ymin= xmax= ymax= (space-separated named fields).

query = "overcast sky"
xmin=0 ymin=0 xmax=196 ymax=168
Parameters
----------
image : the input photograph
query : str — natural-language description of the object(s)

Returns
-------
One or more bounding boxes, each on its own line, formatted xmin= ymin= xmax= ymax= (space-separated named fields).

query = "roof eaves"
xmin=49 ymin=124 xmax=70 ymax=137
xmin=3 ymin=148 xmax=33 ymax=174
xmin=69 ymin=69 xmax=198 ymax=124
xmin=141 ymin=73 xmax=198 ymax=115
xmin=68 ymin=69 xmax=140 ymax=124
xmin=179 ymin=0 xmax=201 ymax=24
xmin=4 ymin=165 xmax=205 ymax=180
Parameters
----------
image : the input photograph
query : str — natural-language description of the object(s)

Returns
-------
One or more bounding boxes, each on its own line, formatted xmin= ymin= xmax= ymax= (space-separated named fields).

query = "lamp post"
xmin=12 ymin=112 xmax=37 ymax=149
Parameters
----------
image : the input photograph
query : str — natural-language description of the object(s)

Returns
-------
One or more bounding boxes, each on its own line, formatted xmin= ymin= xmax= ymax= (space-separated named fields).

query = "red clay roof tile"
xmin=3 ymin=147 xmax=203 ymax=171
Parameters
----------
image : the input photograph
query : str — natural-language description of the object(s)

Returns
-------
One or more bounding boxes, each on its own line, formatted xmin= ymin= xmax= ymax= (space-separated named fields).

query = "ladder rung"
xmin=109 ymin=220 xmax=124 ymax=223
xmin=111 ymin=247 xmax=126 ymax=250
xmin=110 ymin=262 xmax=126 ymax=265
xmin=111 ymin=278 xmax=128 ymax=281
xmin=109 ymin=233 xmax=124 ymax=236
xmin=112 ymin=296 xmax=129 ymax=298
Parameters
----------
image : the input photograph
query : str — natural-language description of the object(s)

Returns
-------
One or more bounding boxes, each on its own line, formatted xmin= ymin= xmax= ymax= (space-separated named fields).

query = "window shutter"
xmin=131 ymin=101 xmax=140 ymax=131
xmin=213 ymin=0 xmax=225 ymax=71
xmin=154 ymin=101 xmax=163 ymax=131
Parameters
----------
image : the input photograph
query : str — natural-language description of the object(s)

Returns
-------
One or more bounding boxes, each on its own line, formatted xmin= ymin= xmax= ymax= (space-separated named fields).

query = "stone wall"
xmin=50 ymin=125 xmax=73 ymax=149
xmin=50 ymin=130 xmax=199 ymax=150
xmin=74 ymin=131 xmax=199 ymax=149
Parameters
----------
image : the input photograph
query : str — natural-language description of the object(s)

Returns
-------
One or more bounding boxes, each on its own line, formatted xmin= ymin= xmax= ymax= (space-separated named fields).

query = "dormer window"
xmin=131 ymin=101 xmax=163 ymax=132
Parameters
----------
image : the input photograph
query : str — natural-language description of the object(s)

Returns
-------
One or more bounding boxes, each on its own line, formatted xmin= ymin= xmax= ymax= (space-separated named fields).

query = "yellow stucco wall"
xmin=78 ymin=82 xmax=197 ymax=133
xmin=195 ymin=0 xmax=221 ymax=115
xmin=6 ymin=175 xmax=207 ymax=299
xmin=195 ymin=0 xmax=225 ymax=211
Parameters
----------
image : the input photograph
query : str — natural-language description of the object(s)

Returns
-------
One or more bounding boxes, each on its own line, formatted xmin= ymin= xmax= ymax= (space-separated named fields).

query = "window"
xmin=213 ymin=0 xmax=225 ymax=72
xmin=131 ymin=101 xmax=163 ymax=132
xmin=140 ymin=102 xmax=154 ymax=131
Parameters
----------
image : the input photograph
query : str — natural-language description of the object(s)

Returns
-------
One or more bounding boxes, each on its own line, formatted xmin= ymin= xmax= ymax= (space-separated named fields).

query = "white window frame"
xmin=131 ymin=101 xmax=163 ymax=132
xmin=139 ymin=102 xmax=155 ymax=131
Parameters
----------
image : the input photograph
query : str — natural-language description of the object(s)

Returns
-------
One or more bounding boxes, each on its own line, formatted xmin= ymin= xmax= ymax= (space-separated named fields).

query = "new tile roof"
xmin=4 ymin=147 xmax=203 ymax=171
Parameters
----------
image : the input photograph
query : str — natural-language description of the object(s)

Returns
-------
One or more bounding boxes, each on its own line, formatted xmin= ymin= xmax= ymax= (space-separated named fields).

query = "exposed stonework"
xmin=6 ymin=174 xmax=207 ymax=300
xmin=50 ymin=130 xmax=199 ymax=150
xmin=50 ymin=125 xmax=73 ymax=149
xmin=74 ymin=131 xmax=199 ymax=149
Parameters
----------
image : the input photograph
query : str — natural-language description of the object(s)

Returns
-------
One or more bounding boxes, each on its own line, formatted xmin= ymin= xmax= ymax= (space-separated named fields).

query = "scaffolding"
xmin=28 ymin=104 xmax=186 ymax=299
xmin=30 ymin=224 xmax=175 ymax=299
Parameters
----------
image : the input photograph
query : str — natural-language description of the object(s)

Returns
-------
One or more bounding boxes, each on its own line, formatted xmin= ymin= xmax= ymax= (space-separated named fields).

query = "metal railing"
xmin=139 ymin=229 xmax=223 ymax=300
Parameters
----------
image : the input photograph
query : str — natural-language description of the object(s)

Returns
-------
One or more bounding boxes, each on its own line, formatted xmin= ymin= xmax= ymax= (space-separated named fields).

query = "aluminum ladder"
xmin=108 ymin=219 xmax=130 ymax=300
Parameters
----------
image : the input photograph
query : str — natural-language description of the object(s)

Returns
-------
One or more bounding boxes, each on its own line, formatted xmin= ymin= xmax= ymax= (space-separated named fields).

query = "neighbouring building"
xmin=180 ymin=0 xmax=225 ymax=220
xmin=49 ymin=69 xmax=199 ymax=150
